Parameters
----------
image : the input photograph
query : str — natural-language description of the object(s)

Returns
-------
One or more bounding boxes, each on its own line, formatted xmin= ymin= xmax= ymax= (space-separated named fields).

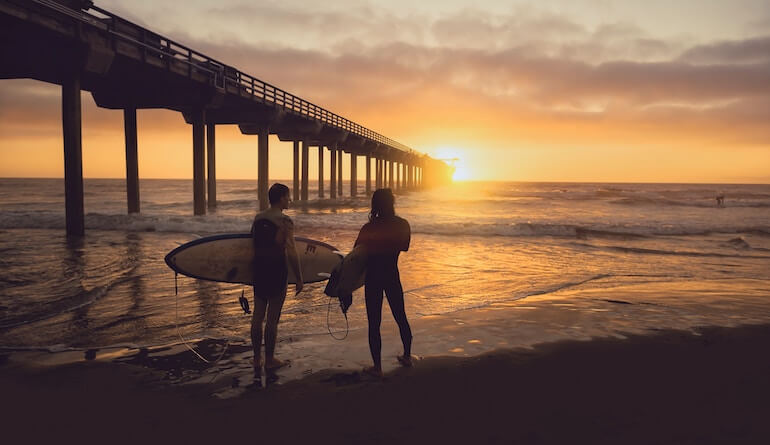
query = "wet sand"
xmin=3 ymin=321 xmax=770 ymax=444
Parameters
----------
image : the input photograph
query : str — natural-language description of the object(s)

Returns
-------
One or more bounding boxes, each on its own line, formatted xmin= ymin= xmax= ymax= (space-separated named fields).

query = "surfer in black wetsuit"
xmin=251 ymin=183 xmax=303 ymax=375
xmin=355 ymin=188 xmax=412 ymax=377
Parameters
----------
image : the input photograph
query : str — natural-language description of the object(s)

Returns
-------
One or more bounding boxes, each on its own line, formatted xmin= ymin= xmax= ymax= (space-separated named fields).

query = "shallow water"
xmin=1 ymin=179 xmax=769 ymax=352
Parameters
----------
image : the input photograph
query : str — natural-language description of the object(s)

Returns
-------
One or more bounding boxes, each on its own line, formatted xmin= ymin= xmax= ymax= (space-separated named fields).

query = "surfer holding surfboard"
xmin=250 ymin=183 xmax=304 ymax=375
xmin=355 ymin=188 xmax=413 ymax=378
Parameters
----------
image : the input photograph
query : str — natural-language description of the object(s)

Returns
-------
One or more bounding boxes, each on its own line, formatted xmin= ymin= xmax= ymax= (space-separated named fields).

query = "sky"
xmin=1 ymin=0 xmax=769 ymax=182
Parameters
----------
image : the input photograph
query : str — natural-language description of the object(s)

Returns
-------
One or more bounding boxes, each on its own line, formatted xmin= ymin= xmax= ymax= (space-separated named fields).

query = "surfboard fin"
xmin=239 ymin=289 xmax=251 ymax=314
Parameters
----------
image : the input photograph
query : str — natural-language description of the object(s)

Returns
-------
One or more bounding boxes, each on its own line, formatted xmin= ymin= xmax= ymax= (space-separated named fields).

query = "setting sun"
xmin=428 ymin=147 xmax=473 ymax=181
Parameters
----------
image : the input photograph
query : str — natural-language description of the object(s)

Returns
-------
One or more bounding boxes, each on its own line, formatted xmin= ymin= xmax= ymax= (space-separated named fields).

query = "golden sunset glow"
xmin=1 ymin=0 xmax=769 ymax=183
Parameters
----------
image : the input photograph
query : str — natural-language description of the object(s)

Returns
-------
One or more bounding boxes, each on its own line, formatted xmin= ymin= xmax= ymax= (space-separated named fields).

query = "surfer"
xmin=355 ymin=188 xmax=412 ymax=377
xmin=250 ymin=183 xmax=303 ymax=374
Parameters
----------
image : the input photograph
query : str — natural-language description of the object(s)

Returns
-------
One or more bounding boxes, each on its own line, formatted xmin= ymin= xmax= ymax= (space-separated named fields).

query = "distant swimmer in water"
xmin=355 ymin=188 xmax=412 ymax=378
xmin=716 ymin=194 xmax=725 ymax=207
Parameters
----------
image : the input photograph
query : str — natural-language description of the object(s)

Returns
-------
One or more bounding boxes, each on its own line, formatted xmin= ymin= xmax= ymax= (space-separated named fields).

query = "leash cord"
xmin=326 ymin=296 xmax=349 ymax=340
xmin=173 ymin=272 xmax=230 ymax=366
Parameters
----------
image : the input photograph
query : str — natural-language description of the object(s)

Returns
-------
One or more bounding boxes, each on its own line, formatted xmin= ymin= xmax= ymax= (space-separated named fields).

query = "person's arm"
xmin=400 ymin=219 xmax=411 ymax=252
xmin=354 ymin=223 xmax=367 ymax=248
xmin=284 ymin=218 xmax=304 ymax=294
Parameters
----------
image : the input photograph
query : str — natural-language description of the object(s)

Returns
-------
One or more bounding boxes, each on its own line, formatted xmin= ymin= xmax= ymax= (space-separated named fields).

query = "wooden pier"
xmin=0 ymin=0 xmax=453 ymax=235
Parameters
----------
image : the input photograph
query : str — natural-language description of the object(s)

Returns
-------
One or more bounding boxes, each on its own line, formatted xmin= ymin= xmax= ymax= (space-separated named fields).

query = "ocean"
xmin=1 ymin=178 xmax=769 ymax=355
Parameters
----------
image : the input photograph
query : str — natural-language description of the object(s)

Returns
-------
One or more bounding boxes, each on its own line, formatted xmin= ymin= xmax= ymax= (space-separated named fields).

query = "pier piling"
xmin=192 ymin=111 xmax=206 ymax=215
xmin=366 ymin=155 xmax=372 ymax=195
xmin=257 ymin=127 xmax=269 ymax=210
xmin=318 ymin=145 xmax=324 ymax=198
xmin=301 ymin=139 xmax=309 ymax=202
xmin=124 ymin=108 xmax=139 ymax=214
xmin=63 ymin=74 xmax=84 ymax=236
xmin=337 ymin=149 xmax=343 ymax=197
xmin=206 ymin=123 xmax=216 ymax=209
xmin=350 ymin=153 xmax=357 ymax=197
xmin=293 ymin=140 xmax=299 ymax=201
xmin=330 ymin=145 xmax=337 ymax=199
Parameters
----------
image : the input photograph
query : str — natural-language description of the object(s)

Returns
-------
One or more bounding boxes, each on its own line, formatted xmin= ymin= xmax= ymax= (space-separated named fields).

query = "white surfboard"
xmin=165 ymin=234 xmax=341 ymax=285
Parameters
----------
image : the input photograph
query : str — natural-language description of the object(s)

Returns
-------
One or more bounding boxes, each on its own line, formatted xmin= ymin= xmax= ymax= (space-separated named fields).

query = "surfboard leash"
xmin=326 ymin=296 xmax=349 ymax=340
xmin=173 ymin=271 xmax=231 ymax=366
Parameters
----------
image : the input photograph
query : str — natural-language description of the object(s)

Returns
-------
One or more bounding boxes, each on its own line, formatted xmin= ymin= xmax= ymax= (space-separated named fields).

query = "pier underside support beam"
xmin=257 ymin=127 xmax=269 ymax=210
xmin=301 ymin=140 xmax=309 ymax=201
xmin=365 ymin=155 xmax=372 ymax=195
xmin=124 ymin=108 xmax=139 ymax=214
xmin=293 ymin=141 xmax=299 ymax=201
xmin=350 ymin=153 xmax=357 ymax=197
xmin=318 ymin=145 xmax=324 ymax=199
xmin=337 ymin=149 xmax=343 ymax=197
xmin=63 ymin=75 xmax=84 ymax=236
xmin=192 ymin=110 xmax=206 ymax=215
xmin=388 ymin=160 xmax=394 ymax=189
xmin=330 ymin=145 xmax=337 ymax=200
xmin=206 ymin=124 xmax=216 ymax=209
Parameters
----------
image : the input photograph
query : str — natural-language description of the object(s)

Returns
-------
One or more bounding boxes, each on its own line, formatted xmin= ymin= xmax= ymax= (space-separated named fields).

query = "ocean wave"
xmin=215 ymin=198 xmax=258 ymax=208
xmin=568 ymin=242 xmax=770 ymax=259
xmin=0 ymin=284 xmax=110 ymax=330
xmin=2 ymin=210 xmax=769 ymax=240
xmin=415 ymin=273 xmax=611 ymax=316
xmin=410 ymin=222 xmax=770 ymax=239
xmin=227 ymin=187 xmax=259 ymax=195
xmin=611 ymin=197 xmax=770 ymax=208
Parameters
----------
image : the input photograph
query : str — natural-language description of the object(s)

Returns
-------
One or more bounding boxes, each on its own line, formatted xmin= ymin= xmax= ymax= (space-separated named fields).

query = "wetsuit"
xmin=250 ymin=208 xmax=299 ymax=362
xmin=355 ymin=215 xmax=412 ymax=366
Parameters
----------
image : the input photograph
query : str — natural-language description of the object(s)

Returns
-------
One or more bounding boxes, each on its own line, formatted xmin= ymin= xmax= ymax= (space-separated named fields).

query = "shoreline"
xmin=4 ymin=277 xmax=770 ymax=393
xmin=3 ymin=322 xmax=770 ymax=444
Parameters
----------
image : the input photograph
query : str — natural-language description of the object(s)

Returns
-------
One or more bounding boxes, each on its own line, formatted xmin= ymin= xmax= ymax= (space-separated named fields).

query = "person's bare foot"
xmin=397 ymin=354 xmax=413 ymax=367
xmin=265 ymin=357 xmax=289 ymax=370
xmin=363 ymin=366 xmax=383 ymax=378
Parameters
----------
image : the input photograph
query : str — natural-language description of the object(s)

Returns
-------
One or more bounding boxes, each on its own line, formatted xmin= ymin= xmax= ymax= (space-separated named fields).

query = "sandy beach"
xmin=3 ymin=305 xmax=770 ymax=444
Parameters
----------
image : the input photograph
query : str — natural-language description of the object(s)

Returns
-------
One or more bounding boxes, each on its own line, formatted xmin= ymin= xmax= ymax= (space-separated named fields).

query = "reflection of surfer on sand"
xmin=355 ymin=188 xmax=412 ymax=378
xmin=250 ymin=183 xmax=303 ymax=377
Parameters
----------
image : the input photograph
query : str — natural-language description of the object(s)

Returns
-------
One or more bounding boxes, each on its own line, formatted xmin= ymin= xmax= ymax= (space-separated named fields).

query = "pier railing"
xmin=28 ymin=0 xmax=415 ymax=154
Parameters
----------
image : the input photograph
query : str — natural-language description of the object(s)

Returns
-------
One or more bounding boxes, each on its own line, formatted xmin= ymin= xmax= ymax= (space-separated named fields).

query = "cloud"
xmin=679 ymin=36 xmax=770 ymax=64
xmin=3 ymin=3 xmax=770 ymax=180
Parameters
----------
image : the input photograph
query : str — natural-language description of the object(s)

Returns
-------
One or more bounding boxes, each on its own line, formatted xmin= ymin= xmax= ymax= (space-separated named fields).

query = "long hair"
xmin=369 ymin=188 xmax=395 ymax=222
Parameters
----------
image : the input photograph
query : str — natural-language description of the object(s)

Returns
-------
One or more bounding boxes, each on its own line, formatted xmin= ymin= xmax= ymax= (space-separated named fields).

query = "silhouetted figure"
xmin=355 ymin=188 xmax=412 ymax=377
xmin=716 ymin=194 xmax=725 ymax=207
xmin=250 ymin=183 xmax=303 ymax=377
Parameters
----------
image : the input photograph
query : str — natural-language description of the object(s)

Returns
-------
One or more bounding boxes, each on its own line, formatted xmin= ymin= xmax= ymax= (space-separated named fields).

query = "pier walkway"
xmin=0 ymin=0 xmax=453 ymax=235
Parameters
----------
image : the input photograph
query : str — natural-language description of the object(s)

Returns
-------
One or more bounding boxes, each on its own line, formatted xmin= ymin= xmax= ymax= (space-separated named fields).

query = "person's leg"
xmin=364 ymin=282 xmax=385 ymax=373
xmin=263 ymin=288 xmax=287 ymax=368
xmin=251 ymin=291 xmax=268 ymax=371
xmin=385 ymin=278 xmax=412 ymax=361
